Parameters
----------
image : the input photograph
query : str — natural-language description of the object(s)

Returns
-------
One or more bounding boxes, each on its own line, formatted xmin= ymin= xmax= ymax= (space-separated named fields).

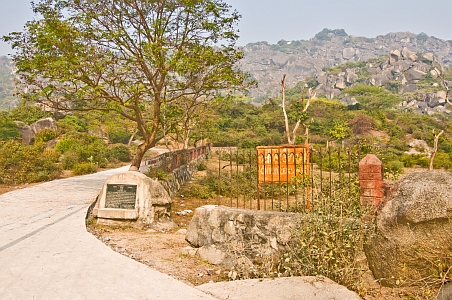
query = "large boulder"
xmin=93 ymin=171 xmax=176 ymax=230
xmin=365 ymin=171 xmax=452 ymax=287
xmin=14 ymin=121 xmax=34 ymax=145
xmin=14 ymin=117 xmax=57 ymax=145
xmin=186 ymin=205 xmax=302 ymax=272
xmin=31 ymin=117 xmax=57 ymax=134
xmin=342 ymin=47 xmax=356 ymax=60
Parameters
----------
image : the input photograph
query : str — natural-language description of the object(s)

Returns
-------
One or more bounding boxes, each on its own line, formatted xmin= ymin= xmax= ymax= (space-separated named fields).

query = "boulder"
xmin=364 ymin=171 xmax=452 ymax=287
xmin=422 ymin=52 xmax=435 ymax=63
xmin=345 ymin=69 xmax=358 ymax=84
xmin=428 ymin=97 xmax=446 ymax=108
xmin=316 ymin=72 xmax=328 ymax=85
xmin=389 ymin=49 xmax=401 ymax=64
xmin=14 ymin=121 xmax=34 ymax=145
xmin=186 ymin=205 xmax=302 ymax=274
xmin=31 ymin=117 xmax=57 ymax=134
xmin=367 ymin=67 xmax=378 ymax=75
xmin=401 ymin=47 xmax=417 ymax=61
xmin=334 ymin=77 xmax=347 ymax=90
xmin=342 ymin=47 xmax=356 ymax=60
xmin=341 ymin=94 xmax=358 ymax=105
xmin=406 ymin=68 xmax=425 ymax=81
xmin=401 ymin=84 xmax=418 ymax=93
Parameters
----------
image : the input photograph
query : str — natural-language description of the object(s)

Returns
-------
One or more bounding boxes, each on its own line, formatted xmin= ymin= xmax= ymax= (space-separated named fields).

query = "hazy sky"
xmin=1 ymin=0 xmax=451 ymax=56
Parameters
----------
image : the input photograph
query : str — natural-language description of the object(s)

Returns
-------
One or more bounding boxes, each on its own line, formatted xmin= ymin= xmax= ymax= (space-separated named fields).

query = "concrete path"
xmin=0 ymin=167 xmax=214 ymax=300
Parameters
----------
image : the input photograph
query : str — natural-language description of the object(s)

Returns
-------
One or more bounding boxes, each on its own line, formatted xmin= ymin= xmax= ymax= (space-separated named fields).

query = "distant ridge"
xmin=240 ymin=29 xmax=452 ymax=98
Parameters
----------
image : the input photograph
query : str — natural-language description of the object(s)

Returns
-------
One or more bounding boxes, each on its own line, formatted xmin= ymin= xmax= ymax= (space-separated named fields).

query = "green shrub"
xmin=432 ymin=152 xmax=452 ymax=170
xmin=108 ymin=145 xmax=131 ymax=162
xmin=57 ymin=115 xmax=87 ymax=132
xmin=72 ymin=162 xmax=97 ymax=175
xmin=61 ymin=151 xmax=80 ymax=170
xmin=384 ymin=160 xmax=404 ymax=179
xmin=9 ymin=105 xmax=51 ymax=124
xmin=279 ymin=215 xmax=372 ymax=293
xmin=400 ymin=154 xmax=429 ymax=168
xmin=55 ymin=137 xmax=76 ymax=154
xmin=0 ymin=140 xmax=61 ymax=184
xmin=0 ymin=113 xmax=20 ymax=140
xmin=197 ymin=162 xmax=207 ymax=171
xmin=106 ymin=127 xmax=130 ymax=144
xmin=34 ymin=129 xmax=57 ymax=143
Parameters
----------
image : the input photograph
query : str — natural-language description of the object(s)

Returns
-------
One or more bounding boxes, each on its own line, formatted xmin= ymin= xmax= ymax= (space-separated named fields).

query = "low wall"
xmin=159 ymin=155 xmax=205 ymax=198
xmin=185 ymin=205 xmax=304 ymax=275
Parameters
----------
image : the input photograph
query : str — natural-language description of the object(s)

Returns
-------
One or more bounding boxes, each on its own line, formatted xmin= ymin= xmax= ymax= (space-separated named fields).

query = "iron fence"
xmin=215 ymin=146 xmax=362 ymax=215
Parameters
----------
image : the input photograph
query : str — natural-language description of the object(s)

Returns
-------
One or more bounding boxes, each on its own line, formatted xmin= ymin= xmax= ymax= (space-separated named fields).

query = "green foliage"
xmin=323 ymin=61 xmax=366 ymax=75
xmin=329 ymin=121 xmax=351 ymax=141
xmin=72 ymin=162 xmax=97 ymax=175
xmin=106 ymin=126 xmax=131 ymax=144
xmin=9 ymin=105 xmax=51 ymax=125
xmin=34 ymin=129 xmax=57 ymax=143
xmin=314 ymin=28 xmax=348 ymax=41
xmin=55 ymin=137 xmax=75 ymax=154
xmin=0 ymin=112 xmax=20 ymax=140
xmin=280 ymin=216 xmax=371 ymax=292
xmin=432 ymin=152 xmax=452 ymax=170
xmin=3 ymin=0 xmax=251 ymax=168
xmin=61 ymin=151 xmax=80 ymax=170
xmin=108 ymin=145 xmax=131 ymax=162
xmin=57 ymin=115 xmax=87 ymax=132
xmin=0 ymin=140 xmax=61 ymax=184
xmin=56 ymin=133 xmax=110 ymax=169
xmin=342 ymin=84 xmax=402 ymax=110
xmin=400 ymin=154 xmax=429 ymax=168
xmin=197 ymin=162 xmax=207 ymax=171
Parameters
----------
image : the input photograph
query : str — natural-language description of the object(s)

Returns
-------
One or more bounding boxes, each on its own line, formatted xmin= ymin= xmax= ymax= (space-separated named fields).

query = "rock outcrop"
xmin=364 ymin=171 xmax=452 ymax=287
xmin=14 ymin=117 xmax=57 ymax=145
xmin=241 ymin=29 xmax=452 ymax=102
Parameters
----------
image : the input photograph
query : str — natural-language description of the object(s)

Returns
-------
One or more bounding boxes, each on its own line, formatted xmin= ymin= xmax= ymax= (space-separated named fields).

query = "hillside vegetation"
xmin=0 ymin=56 xmax=18 ymax=110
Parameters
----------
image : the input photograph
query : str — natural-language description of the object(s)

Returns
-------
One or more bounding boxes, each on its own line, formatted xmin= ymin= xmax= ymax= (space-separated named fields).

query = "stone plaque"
xmin=105 ymin=184 xmax=137 ymax=209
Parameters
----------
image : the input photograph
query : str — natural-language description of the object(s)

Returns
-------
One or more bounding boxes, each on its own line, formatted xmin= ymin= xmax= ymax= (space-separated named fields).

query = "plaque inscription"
xmin=105 ymin=184 xmax=137 ymax=209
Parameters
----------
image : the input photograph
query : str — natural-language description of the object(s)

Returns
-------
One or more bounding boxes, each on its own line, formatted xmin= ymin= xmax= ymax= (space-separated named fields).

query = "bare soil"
xmin=87 ymin=157 xmax=229 ymax=287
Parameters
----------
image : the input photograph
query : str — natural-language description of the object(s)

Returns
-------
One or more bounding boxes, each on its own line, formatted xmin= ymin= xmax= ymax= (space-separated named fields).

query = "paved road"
xmin=0 ymin=167 xmax=214 ymax=300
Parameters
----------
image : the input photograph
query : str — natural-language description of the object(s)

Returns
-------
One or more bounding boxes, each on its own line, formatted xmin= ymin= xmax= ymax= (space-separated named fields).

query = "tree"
xmin=3 ymin=0 xmax=250 ymax=169
xmin=281 ymin=74 xmax=313 ymax=145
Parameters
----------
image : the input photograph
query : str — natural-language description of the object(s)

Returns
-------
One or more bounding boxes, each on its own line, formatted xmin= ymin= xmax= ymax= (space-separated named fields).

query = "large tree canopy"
xmin=3 ymin=0 xmax=250 ymax=169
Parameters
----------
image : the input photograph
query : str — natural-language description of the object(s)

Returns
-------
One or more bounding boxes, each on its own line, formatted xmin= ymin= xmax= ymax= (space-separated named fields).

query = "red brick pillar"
xmin=359 ymin=154 xmax=384 ymax=208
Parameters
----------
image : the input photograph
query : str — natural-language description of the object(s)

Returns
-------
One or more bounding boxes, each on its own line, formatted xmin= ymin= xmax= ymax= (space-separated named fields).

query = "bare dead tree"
xmin=428 ymin=62 xmax=450 ymax=170
xmin=281 ymin=74 xmax=314 ymax=145
xmin=429 ymin=129 xmax=444 ymax=171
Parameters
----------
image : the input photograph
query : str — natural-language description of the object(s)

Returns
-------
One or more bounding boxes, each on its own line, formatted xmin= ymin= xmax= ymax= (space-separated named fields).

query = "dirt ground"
xmin=85 ymin=158 xmax=231 ymax=287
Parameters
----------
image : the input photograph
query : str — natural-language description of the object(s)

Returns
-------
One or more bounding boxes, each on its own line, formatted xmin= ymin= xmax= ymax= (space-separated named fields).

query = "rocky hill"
xmin=314 ymin=47 xmax=452 ymax=115
xmin=240 ymin=29 xmax=452 ymax=100
xmin=0 ymin=56 xmax=18 ymax=110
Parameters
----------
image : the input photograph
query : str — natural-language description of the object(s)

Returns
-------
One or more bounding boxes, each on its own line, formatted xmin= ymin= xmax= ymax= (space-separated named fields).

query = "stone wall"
xmin=185 ymin=205 xmax=304 ymax=275
xmin=159 ymin=155 xmax=205 ymax=198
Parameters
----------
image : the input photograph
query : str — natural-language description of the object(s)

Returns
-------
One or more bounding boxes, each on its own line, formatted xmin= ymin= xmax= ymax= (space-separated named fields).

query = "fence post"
xmin=359 ymin=154 xmax=384 ymax=209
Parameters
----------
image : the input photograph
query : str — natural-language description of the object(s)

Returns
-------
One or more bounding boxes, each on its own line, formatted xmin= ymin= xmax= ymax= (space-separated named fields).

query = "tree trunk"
xmin=129 ymin=140 xmax=153 ymax=171
xmin=429 ymin=130 xmax=444 ymax=171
